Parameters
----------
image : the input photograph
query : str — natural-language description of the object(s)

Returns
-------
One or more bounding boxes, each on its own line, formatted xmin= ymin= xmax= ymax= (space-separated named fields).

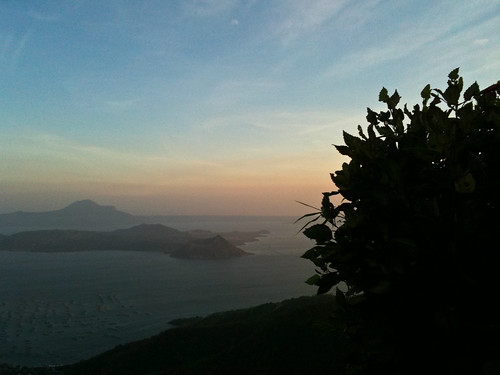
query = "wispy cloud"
xmin=201 ymin=78 xmax=281 ymax=113
xmin=62 ymin=74 xmax=146 ymax=113
xmin=273 ymin=0 xmax=348 ymax=44
xmin=0 ymin=30 xmax=32 ymax=71
xmin=183 ymin=0 xmax=235 ymax=18
xmin=0 ymin=34 xmax=14 ymax=61
xmin=474 ymin=39 xmax=489 ymax=46
xmin=28 ymin=10 xmax=59 ymax=22
xmin=102 ymin=98 xmax=143 ymax=111
xmin=324 ymin=1 xmax=500 ymax=82
xmin=11 ymin=30 xmax=31 ymax=67
xmin=331 ymin=0 xmax=382 ymax=32
xmin=195 ymin=108 xmax=361 ymax=149
xmin=0 ymin=132 xmax=230 ymax=186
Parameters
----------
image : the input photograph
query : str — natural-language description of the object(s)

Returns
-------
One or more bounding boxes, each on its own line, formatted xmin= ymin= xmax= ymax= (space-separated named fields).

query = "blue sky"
xmin=1 ymin=0 xmax=499 ymax=215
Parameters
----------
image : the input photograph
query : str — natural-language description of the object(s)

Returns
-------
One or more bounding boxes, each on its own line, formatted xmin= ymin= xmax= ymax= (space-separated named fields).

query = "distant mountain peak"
xmin=0 ymin=199 xmax=141 ymax=233
xmin=68 ymin=199 xmax=100 ymax=206
xmin=63 ymin=199 xmax=117 ymax=212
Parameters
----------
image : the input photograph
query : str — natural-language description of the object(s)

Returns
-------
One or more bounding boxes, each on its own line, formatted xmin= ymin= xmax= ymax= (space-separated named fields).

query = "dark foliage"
xmin=300 ymin=69 xmax=500 ymax=374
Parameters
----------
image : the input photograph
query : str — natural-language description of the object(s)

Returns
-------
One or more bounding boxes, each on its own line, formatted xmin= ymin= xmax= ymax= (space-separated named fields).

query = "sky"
xmin=0 ymin=0 xmax=499 ymax=216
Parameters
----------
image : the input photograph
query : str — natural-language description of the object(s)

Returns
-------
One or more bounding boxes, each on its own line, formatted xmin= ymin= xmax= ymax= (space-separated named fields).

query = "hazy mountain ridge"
xmin=0 ymin=225 xmax=188 ymax=253
xmin=0 ymin=200 xmax=139 ymax=233
xmin=0 ymin=200 xmax=269 ymax=258
xmin=0 ymin=224 xmax=265 ymax=257
xmin=0 ymin=200 xmax=276 ymax=237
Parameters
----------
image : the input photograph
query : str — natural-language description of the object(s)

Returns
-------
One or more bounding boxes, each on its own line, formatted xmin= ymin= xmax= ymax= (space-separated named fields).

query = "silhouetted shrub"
xmin=300 ymin=69 xmax=500 ymax=374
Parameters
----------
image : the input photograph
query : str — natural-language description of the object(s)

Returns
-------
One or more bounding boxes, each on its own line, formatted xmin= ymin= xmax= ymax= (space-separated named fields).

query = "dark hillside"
xmin=60 ymin=294 xmax=341 ymax=375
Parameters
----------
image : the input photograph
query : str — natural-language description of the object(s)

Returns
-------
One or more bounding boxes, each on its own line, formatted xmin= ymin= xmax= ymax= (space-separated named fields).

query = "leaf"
xmin=421 ymin=84 xmax=431 ymax=102
xmin=342 ymin=131 xmax=360 ymax=149
xmin=303 ymin=224 xmax=333 ymax=243
xmin=379 ymin=87 xmax=390 ymax=103
xmin=388 ymin=90 xmax=401 ymax=109
xmin=335 ymin=202 xmax=351 ymax=213
xmin=295 ymin=214 xmax=322 ymax=233
xmin=321 ymin=192 xmax=335 ymax=206
xmin=301 ymin=245 xmax=321 ymax=259
xmin=367 ymin=280 xmax=391 ymax=294
xmin=430 ymin=94 xmax=441 ymax=106
xmin=378 ymin=110 xmax=391 ymax=122
xmin=366 ymin=108 xmax=379 ymax=125
xmin=375 ymin=124 xmax=394 ymax=138
xmin=335 ymin=288 xmax=348 ymax=308
xmin=357 ymin=125 xmax=367 ymax=140
xmin=335 ymin=145 xmax=351 ymax=156
xmin=317 ymin=273 xmax=342 ymax=294
xmin=443 ymin=76 xmax=463 ymax=106
xmin=448 ymin=67 xmax=460 ymax=80
xmin=295 ymin=201 xmax=320 ymax=211
xmin=294 ymin=211 xmax=319 ymax=224
xmin=454 ymin=171 xmax=476 ymax=193
xmin=323 ymin=191 xmax=340 ymax=196
xmin=295 ymin=212 xmax=319 ymax=222
xmin=463 ymin=81 xmax=480 ymax=101
xmin=305 ymin=274 xmax=321 ymax=285
xmin=367 ymin=124 xmax=376 ymax=139
xmin=321 ymin=193 xmax=340 ymax=223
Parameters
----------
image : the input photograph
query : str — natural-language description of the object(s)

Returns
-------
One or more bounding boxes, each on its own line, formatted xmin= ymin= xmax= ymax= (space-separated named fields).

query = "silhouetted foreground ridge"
xmin=0 ymin=295 xmax=341 ymax=375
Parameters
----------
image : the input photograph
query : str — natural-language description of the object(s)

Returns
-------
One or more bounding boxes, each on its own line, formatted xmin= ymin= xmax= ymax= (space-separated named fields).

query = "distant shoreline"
xmin=0 ymin=224 xmax=269 ymax=259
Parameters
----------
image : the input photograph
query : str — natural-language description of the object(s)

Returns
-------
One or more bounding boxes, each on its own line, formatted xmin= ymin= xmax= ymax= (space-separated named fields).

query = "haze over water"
xmin=0 ymin=216 xmax=314 ymax=367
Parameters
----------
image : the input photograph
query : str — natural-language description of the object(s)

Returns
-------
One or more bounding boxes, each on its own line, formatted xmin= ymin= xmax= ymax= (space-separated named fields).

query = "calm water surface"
xmin=0 ymin=216 xmax=316 ymax=366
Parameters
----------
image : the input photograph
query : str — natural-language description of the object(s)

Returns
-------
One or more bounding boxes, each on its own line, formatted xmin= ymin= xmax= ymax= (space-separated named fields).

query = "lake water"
xmin=0 ymin=216 xmax=317 ymax=367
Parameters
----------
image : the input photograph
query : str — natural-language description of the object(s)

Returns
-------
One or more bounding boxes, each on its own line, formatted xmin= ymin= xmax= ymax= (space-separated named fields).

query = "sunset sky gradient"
xmin=1 ymin=0 xmax=499 ymax=215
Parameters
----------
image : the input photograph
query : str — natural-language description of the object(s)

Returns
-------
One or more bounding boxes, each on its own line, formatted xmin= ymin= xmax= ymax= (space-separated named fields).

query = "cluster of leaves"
xmin=299 ymin=69 xmax=500 ymax=374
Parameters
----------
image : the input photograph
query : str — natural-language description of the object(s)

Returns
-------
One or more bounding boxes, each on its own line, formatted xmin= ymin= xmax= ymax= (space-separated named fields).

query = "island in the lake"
xmin=0 ymin=224 xmax=267 ymax=260
xmin=171 ymin=235 xmax=252 ymax=259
